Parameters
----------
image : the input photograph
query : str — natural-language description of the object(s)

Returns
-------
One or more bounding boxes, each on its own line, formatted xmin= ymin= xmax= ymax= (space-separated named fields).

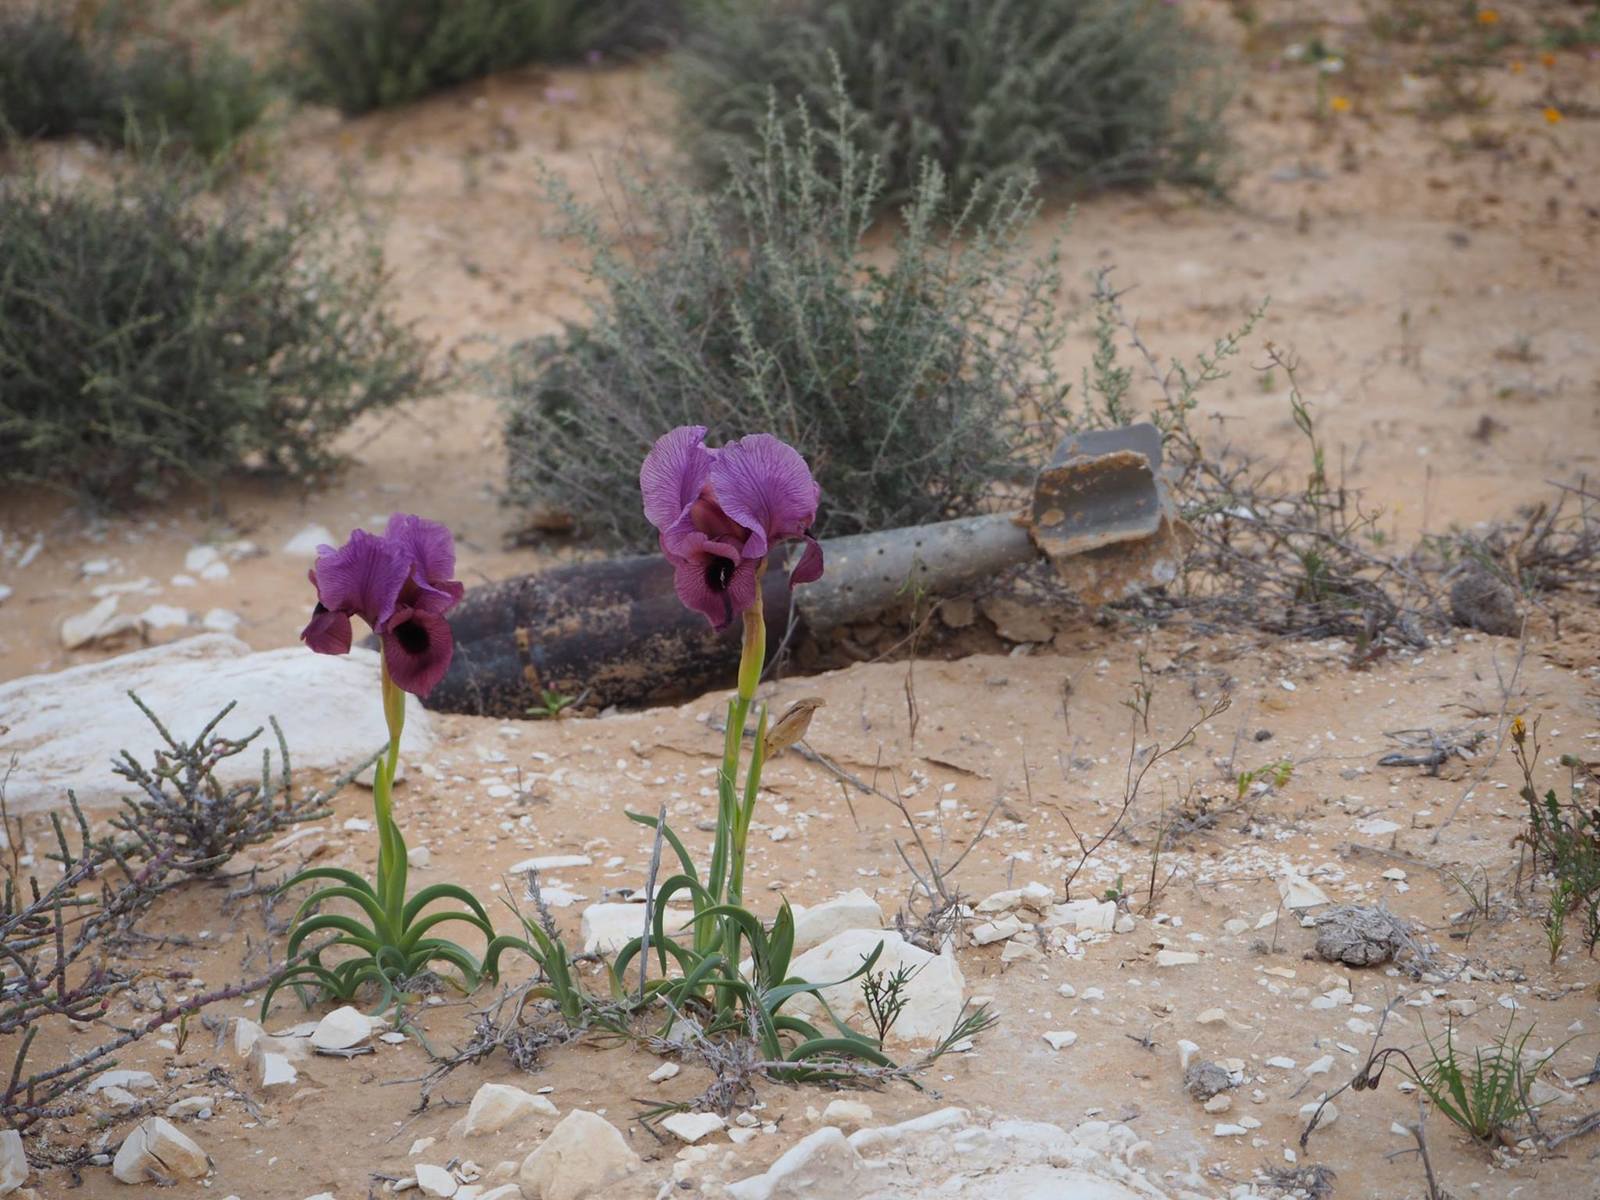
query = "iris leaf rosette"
xmin=263 ymin=515 xmax=496 ymax=1016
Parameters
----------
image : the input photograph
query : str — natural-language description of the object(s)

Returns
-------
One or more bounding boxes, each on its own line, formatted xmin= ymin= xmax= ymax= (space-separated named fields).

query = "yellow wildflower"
xmin=1477 ymin=8 xmax=1499 ymax=24
xmin=1510 ymin=60 xmax=1524 ymax=73
xmin=1511 ymin=716 xmax=1526 ymax=743
xmin=1540 ymin=52 xmax=1557 ymax=68
xmin=1544 ymin=106 xmax=1564 ymax=124
xmin=1330 ymin=95 xmax=1352 ymax=114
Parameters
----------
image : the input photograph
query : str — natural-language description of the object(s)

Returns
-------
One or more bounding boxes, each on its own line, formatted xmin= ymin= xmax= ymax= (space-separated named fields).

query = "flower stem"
xmin=377 ymin=649 xmax=406 ymax=826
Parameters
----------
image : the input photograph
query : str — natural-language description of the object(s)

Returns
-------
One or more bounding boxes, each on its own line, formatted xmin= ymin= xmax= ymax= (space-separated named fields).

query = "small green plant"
xmin=292 ymin=0 xmax=682 ymax=115
xmin=503 ymin=91 xmax=1070 ymax=546
xmin=0 ymin=9 xmax=110 ymax=138
xmin=860 ymin=963 xmax=919 ymax=1045
xmin=1236 ymin=759 xmax=1294 ymax=800
xmin=1513 ymin=718 xmax=1600 ymax=953
xmin=0 ymin=161 xmax=431 ymax=504
xmin=675 ymin=0 xmax=1230 ymax=214
xmin=1406 ymin=1019 xmax=1549 ymax=1144
xmin=527 ymin=689 xmax=583 ymax=719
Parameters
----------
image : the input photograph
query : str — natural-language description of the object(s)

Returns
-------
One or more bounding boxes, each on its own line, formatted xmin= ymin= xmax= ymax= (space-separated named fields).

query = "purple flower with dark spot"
xmin=301 ymin=514 xmax=463 ymax=696
xmin=640 ymin=427 xmax=822 ymax=630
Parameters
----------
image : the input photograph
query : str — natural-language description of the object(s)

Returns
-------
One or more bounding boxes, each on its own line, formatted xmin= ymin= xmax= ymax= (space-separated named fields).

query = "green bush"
xmin=0 ymin=163 xmax=432 ymax=503
xmin=293 ymin=0 xmax=684 ymax=115
xmin=676 ymin=0 xmax=1230 ymax=213
xmin=502 ymin=95 xmax=1070 ymax=545
xmin=0 ymin=9 xmax=265 ymax=158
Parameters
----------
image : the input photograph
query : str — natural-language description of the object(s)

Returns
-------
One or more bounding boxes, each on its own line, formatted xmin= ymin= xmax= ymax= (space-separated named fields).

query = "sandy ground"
xmin=2 ymin=2 xmax=1599 ymax=1198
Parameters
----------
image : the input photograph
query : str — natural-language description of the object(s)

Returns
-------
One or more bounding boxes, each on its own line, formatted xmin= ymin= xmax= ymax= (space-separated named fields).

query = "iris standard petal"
xmin=708 ymin=433 xmax=820 ymax=559
xmin=384 ymin=513 xmax=462 ymax=609
xmin=640 ymin=425 xmax=713 ymax=534
xmin=309 ymin=530 xmax=411 ymax=629
xmin=380 ymin=606 xmax=455 ymax=697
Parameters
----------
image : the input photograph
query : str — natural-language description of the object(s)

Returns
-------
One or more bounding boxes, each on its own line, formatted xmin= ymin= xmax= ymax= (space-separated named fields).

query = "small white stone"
xmin=199 ymin=561 xmax=231 ymax=582
xmin=140 ymin=604 xmax=191 ymax=630
xmin=1265 ymin=1056 xmax=1297 ymax=1070
xmin=166 ymin=1096 xmax=214 ymax=1119
xmin=201 ymin=607 xmax=241 ymax=633
xmin=510 ymin=853 xmax=592 ymax=872
xmin=231 ymin=1018 xmax=266 ymax=1058
xmin=1305 ymin=1054 xmax=1335 ymax=1076
xmin=970 ymin=915 xmax=1025 ymax=945
xmin=459 ymin=1083 xmax=558 ymax=1136
xmin=88 ymin=1069 xmax=157 ymax=1094
xmin=0 ymin=1130 xmax=28 ymax=1194
xmin=311 ymin=1006 xmax=375 ymax=1051
xmin=1213 ymin=1123 xmax=1248 ymax=1137
xmin=408 ymin=845 xmax=432 ymax=868
xmin=1300 ymin=1100 xmax=1338 ymax=1128
xmin=820 ymin=1100 xmax=872 ymax=1130
xmin=184 ymin=546 xmax=221 ymax=573
xmin=284 ymin=525 xmax=335 ymax=557
xmin=1203 ymin=1094 xmax=1232 ymax=1113
xmin=1177 ymin=1039 xmax=1201 ymax=1070
xmin=1042 ymin=1030 xmax=1078 ymax=1051
xmin=1278 ymin=872 xmax=1332 ymax=910
xmin=98 ymin=1085 xmax=141 ymax=1110
xmin=1000 ymin=938 xmax=1043 ymax=963
xmin=112 ymin=1118 xmax=210 ymax=1184
xmin=1382 ymin=868 xmax=1407 ymax=881
xmin=250 ymin=1047 xmax=297 ymax=1088
xmin=1114 ymin=913 xmax=1137 ymax=934
xmin=410 ymin=1138 xmax=436 ymax=1157
xmin=648 ymin=1063 xmax=681 ymax=1083
xmin=415 ymin=1163 xmax=458 ymax=1197
xmin=1156 ymin=950 xmax=1200 ymax=968
xmin=661 ymin=1112 xmax=725 ymax=1144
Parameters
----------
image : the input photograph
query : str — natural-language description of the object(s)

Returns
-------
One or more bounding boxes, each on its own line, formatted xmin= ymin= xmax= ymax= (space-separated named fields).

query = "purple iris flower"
xmin=640 ymin=426 xmax=823 ymax=630
xmin=301 ymin=514 xmax=464 ymax=696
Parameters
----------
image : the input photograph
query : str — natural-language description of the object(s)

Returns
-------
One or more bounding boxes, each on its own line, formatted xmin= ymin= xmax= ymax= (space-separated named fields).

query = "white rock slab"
xmin=790 ymin=889 xmax=884 ymax=954
xmin=0 ymin=635 xmax=434 ymax=813
xmin=785 ymin=929 xmax=965 ymax=1046
xmin=661 ymin=1112 xmax=725 ymax=1144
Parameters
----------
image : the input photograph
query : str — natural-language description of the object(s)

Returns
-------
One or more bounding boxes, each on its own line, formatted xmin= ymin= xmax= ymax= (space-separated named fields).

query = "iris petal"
xmin=708 ymin=434 xmax=820 ymax=561
xmin=309 ymin=530 xmax=410 ymax=630
xmin=380 ymin=606 xmax=454 ymax=697
xmin=640 ymin=425 xmax=713 ymax=535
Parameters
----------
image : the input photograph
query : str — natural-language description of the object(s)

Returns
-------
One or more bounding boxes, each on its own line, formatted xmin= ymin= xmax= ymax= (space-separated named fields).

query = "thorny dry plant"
xmin=1052 ymin=656 xmax=1231 ymax=908
xmin=1 ymin=698 xmax=345 ymax=1132
xmin=1086 ymin=272 xmax=1599 ymax=646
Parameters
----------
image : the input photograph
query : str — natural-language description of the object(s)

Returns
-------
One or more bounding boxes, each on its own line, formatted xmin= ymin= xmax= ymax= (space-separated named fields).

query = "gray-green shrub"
xmin=502 ymin=96 xmax=1070 ymax=545
xmin=0 ymin=9 xmax=266 ymax=159
xmin=294 ymin=0 xmax=683 ymax=115
xmin=676 ymin=0 xmax=1230 ymax=213
xmin=0 ymin=162 xmax=432 ymax=503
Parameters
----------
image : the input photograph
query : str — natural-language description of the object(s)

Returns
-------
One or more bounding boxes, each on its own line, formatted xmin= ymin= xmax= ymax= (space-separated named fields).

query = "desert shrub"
xmin=503 ymin=97 xmax=1070 ymax=545
xmin=293 ymin=0 xmax=684 ymax=114
xmin=675 ymin=0 xmax=1229 ymax=214
xmin=0 ymin=162 xmax=432 ymax=503
xmin=0 ymin=9 xmax=111 ymax=139
xmin=0 ymin=9 xmax=265 ymax=157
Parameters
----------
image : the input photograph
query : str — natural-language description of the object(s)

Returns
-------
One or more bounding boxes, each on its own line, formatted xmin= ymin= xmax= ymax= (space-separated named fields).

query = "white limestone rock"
xmin=519 ymin=1110 xmax=641 ymax=1200
xmin=0 ymin=635 xmax=434 ymax=813
xmin=88 ymin=1070 xmax=157 ymax=1094
xmin=785 ymin=929 xmax=964 ymax=1046
xmin=283 ymin=525 xmax=335 ymax=557
xmin=579 ymin=902 xmax=688 ymax=955
xmin=112 ymin=1118 xmax=210 ymax=1184
xmin=0 ymin=1130 xmax=29 ymax=1195
xmin=458 ymin=1083 xmax=558 ymax=1137
xmin=820 ymin=1101 xmax=873 ymax=1131
xmin=790 ymin=889 xmax=884 ymax=953
xmin=1278 ymin=872 xmax=1332 ymax=910
xmin=661 ymin=1112 xmax=724 ymax=1144
xmin=311 ymin=1006 xmax=376 ymax=1051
